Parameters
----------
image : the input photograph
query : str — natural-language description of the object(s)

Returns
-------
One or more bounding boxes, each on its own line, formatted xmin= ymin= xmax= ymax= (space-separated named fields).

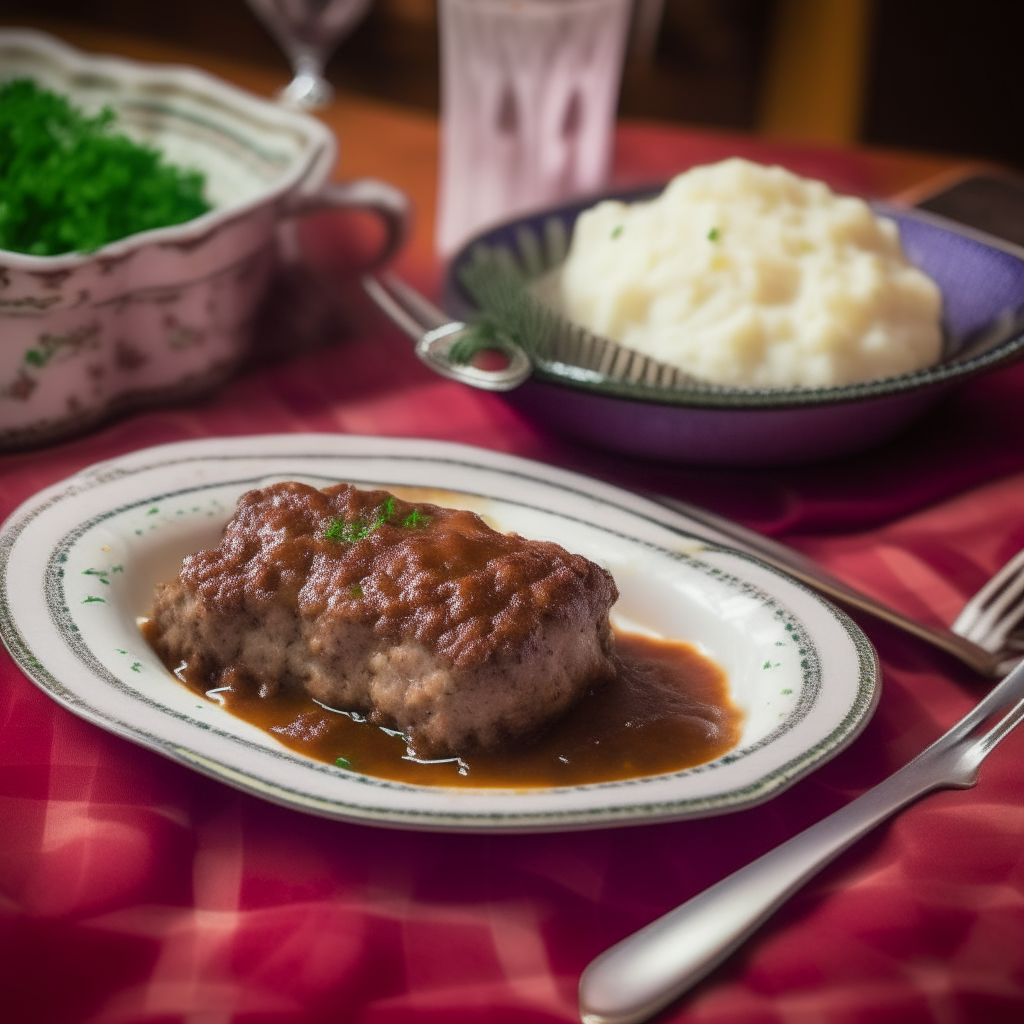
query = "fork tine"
xmin=951 ymin=547 xmax=1024 ymax=643
xmin=970 ymin=582 xmax=1024 ymax=652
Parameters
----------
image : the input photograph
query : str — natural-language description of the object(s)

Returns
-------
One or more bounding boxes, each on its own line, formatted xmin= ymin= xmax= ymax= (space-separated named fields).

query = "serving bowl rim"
xmin=444 ymin=184 xmax=1024 ymax=411
xmin=0 ymin=27 xmax=337 ymax=269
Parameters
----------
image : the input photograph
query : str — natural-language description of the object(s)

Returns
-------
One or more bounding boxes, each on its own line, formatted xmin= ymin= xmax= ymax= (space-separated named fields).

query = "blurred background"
xmin=2 ymin=0 xmax=1022 ymax=169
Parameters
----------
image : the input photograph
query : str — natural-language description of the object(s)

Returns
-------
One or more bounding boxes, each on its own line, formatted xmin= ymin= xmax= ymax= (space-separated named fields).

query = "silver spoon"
xmin=578 ymin=655 xmax=1024 ymax=1024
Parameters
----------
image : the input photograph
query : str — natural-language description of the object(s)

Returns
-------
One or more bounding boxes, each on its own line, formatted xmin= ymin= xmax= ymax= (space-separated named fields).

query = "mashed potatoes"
xmin=557 ymin=159 xmax=943 ymax=388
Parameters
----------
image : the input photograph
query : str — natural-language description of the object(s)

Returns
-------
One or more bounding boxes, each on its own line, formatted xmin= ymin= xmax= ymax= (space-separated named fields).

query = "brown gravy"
xmin=154 ymin=627 xmax=743 ymax=788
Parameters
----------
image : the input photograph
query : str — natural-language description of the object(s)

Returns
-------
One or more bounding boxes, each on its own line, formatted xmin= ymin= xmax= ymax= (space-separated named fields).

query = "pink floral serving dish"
xmin=0 ymin=29 xmax=408 ymax=450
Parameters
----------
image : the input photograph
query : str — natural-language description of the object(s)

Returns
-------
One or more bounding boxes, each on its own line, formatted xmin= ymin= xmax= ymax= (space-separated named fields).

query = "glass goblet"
xmin=247 ymin=0 xmax=374 ymax=109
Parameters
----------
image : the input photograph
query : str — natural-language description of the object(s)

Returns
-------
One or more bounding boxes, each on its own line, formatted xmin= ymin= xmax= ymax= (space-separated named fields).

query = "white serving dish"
xmin=0 ymin=29 xmax=408 ymax=450
xmin=0 ymin=434 xmax=880 ymax=832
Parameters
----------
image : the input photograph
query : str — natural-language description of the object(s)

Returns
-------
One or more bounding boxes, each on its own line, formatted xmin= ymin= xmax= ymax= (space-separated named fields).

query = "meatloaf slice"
xmin=146 ymin=481 xmax=618 ymax=757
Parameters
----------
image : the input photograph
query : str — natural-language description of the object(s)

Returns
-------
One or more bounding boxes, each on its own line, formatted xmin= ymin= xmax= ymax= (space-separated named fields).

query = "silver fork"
xmin=578 ymin=655 xmax=1024 ymax=1024
xmin=363 ymin=273 xmax=1024 ymax=679
xmin=951 ymin=547 xmax=1024 ymax=665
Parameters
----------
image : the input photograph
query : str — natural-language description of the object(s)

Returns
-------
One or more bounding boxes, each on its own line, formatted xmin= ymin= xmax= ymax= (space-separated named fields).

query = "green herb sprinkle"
xmin=0 ymin=78 xmax=211 ymax=256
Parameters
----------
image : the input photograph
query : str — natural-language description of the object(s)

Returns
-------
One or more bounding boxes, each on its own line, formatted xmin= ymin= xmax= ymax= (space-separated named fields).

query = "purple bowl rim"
xmin=443 ymin=185 xmax=1024 ymax=411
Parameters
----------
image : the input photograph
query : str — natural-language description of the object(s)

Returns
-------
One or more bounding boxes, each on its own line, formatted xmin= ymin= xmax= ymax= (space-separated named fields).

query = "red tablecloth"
xmin=2 ymin=127 xmax=1023 ymax=1024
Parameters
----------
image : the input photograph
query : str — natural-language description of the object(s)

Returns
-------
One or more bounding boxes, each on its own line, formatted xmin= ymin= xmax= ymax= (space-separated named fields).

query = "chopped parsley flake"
xmin=0 ymin=79 xmax=211 ymax=256
xmin=325 ymin=516 xmax=374 ymax=544
xmin=335 ymin=757 xmax=352 ymax=770
xmin=403 ymin=508 xmax=430 ymax=529
xmin=707 ymin=227 xmax=720 ymax=241
xmin=611 ymin=225 xmax=624 ymax=239
xmin=325 ymin=497 xmax=402 ymax=545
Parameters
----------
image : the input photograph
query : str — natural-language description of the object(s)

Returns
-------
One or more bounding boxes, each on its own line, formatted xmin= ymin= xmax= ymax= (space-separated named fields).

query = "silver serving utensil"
xmin=363 ymin=274 xmax=532 ymax=391
xmin=362 ymin=271 xmax=697 ymax=392
xmin=247 ymin=0 xmax=373 ymax=109
xmin=578 ymin=655 xmax=1024 ymax=1024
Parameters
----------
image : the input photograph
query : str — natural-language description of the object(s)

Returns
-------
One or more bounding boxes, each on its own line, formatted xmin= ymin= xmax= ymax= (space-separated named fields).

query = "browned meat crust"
xmin=146 ymin=482 xmax=618 ymax=757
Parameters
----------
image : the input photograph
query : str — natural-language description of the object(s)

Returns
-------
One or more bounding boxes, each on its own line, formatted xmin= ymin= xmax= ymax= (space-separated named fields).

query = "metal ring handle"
xmin=416 ymin=322 xmax=533 ymax=392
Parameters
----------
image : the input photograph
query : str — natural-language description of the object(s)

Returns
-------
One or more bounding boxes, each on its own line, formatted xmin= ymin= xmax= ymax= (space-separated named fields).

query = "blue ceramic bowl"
xmin=444 ymin=188 xmax=1024 ymax=465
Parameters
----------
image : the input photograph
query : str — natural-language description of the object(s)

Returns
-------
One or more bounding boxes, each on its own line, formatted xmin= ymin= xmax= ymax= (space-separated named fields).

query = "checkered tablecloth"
xmin=2 ymin=129 xmax=1023 ymax=1024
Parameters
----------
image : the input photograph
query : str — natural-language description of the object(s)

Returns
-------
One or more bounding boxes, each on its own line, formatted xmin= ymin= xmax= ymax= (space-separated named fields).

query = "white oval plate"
xmin=0 ymin=435 xmax=879 ymax=832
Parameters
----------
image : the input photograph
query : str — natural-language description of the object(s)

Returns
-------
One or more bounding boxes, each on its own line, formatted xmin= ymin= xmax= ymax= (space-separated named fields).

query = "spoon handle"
xmin=578 ymin=657 xmax=1024 ymax=1024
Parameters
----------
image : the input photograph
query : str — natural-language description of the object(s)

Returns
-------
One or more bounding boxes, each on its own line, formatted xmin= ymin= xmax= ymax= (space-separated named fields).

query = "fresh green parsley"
xmin=402 ymin=508 xmax=430 ymax=529
xmin=324 ymin=496 xmax=433 ymax=545
xmin=0 ymin=78 xmax=211 ymax=256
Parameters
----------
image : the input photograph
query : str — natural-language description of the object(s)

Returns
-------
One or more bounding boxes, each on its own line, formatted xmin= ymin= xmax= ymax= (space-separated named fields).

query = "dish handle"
xmin=282 ymin=177 xmax=411 ymax=270
xmin=253 ymin=179 xmax=412 ymax=355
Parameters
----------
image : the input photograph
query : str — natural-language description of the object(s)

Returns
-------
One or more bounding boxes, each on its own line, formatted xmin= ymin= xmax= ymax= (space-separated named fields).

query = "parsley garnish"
xmin=325 ymin=518 xmax=374 ymax=544
xmin=335 ymin=757 xmax=352 ymax=770
xmin=611 ymin=225 xmax=624 ymax=239
xmin=707 ymin=227 xmax=720 ymax=241
xmin=325 ymin=497 xmax=400 ymax=544
xmin=0 ymin=79 xmax=211 ymax=256
xmin=402 ymin=508 xmax=430 ymax=529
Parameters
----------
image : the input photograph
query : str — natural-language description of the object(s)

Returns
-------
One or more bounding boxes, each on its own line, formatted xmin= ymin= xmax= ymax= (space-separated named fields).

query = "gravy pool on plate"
xmin=154 ymin=627 xmax=743 ymax=788
xmin=142 ymin=480 xmax=743 ymax=788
